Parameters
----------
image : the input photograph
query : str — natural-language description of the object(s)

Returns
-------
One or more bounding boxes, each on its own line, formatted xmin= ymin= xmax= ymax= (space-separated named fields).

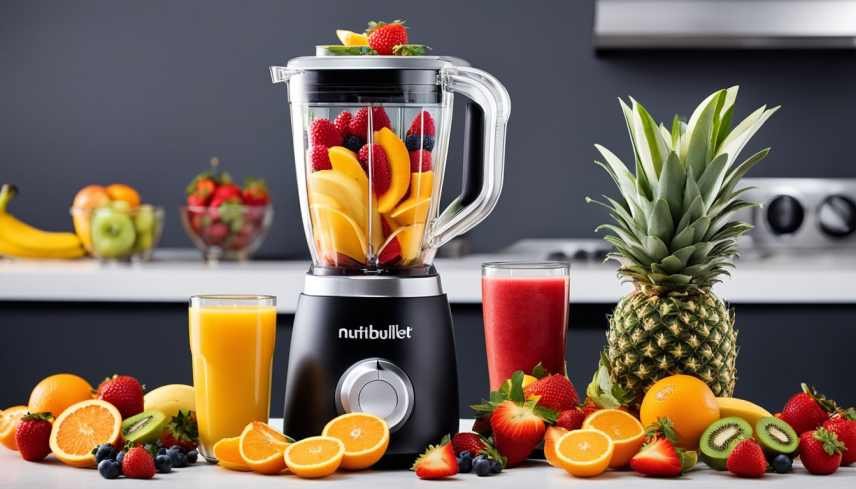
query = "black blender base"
xmin=283 ymin=293 xmax=459 ymax=463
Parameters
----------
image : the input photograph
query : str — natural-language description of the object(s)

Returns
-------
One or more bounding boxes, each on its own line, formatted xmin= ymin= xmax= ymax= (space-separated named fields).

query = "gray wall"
xmin=3 ymin=0 xmax=855 ymax=258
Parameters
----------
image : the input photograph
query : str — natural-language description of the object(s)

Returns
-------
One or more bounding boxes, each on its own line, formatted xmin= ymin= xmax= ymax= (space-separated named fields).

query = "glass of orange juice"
xmin=189 ymin=294 xmax=277 ymax=462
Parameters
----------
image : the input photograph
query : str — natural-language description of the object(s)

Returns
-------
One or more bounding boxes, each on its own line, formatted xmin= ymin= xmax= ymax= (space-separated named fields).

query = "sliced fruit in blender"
xmin=699 ymin=416 xmax=752 ymax=470
xmin=374 ymin=127 xmax=411 ymax=213
xmin=312 ymin=205 xmax=368 ymax=263
xmin=121 ymin=409 xmax=169 ymax=445
xmin=309 ymin=191 xmax=343 ymax=211
xmin=357 ymin=144 xmax=392 ymax=196
xmin=328 ymin=146 xmax=368 ymax=187
xmin=239 ymin=421 xmax=290 ymax=474
xmin=755 ymin=416 xmax=799 ymax=457
xmin=395 ymin=223 xmax=425 ymax=264
xmin=390 ymin=196 xmax=430 ymax=225
xmin=409 ymin=171 xmax=433 ymax=199
xmin=322 ymin=412 xmax=390 ymax=470
xmin=308 ymin=170 xmax=368 ymax=232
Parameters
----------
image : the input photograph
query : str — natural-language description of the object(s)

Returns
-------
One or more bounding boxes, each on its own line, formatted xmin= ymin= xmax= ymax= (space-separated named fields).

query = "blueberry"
xmin=95 ymin=444 xmax=116 ymax=463
xmin=473 ymin=454 xmax=487 ymax=463
xmin=772 ymin=454 xmax=792 ymax=474
xmin=98 ymin=459 xmax=120 ymax=479
xmin=459 ymin=450 xmax=472 ymax=461
xmin=169 ymin=445 xmax=185 ymax=454
xmin=473 ymin=458 xmax=492 ymax=476
xmin=186 ymin=450 xmax=198 ymax=464
xmin=490 ymin=459 xmax=502 ymax=474
xmin=115 ymin=450 xmax=125 ymax=468
xmin=157 ymin=447 xmax=168 ymax=456
xmin=344 ymin=135 xmax=364 ymax=153
xmin=168 ymin=449 xmax=183 ymax=466
xmin=155 ymin=454 xmax=173 ymax=473
xmin=405 ymin=134 xmax=434 ymax=151
xmin=173 ymin=451 xmax=188 ymax=468
xmin=457 ymin=457 xmax=472 ymax=473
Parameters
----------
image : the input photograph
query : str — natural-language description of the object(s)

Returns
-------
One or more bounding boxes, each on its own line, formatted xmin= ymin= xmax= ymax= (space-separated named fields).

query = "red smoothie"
xmin=482 ymin=274 xmax=569 ymax=390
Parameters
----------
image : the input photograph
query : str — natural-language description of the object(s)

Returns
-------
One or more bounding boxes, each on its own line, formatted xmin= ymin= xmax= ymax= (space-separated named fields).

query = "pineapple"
xmin=587 ymin=87 xmax=778 ymax=407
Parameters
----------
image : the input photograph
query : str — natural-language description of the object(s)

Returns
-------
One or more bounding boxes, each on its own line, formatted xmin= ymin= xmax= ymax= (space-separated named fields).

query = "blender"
xmin=271 ymin=54 xmax=509 ymax=465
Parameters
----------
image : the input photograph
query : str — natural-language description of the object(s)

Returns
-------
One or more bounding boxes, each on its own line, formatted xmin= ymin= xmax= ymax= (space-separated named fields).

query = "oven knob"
xmin=766 ymin=195 xmax=804 ymax=235
xmin=817 ymin=195 xmax=856 ymax=238
xmin=335 ymin=358 xmax=414 ymax=432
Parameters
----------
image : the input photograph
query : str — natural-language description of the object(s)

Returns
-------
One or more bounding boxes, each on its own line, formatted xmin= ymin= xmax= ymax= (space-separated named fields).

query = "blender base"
xmin=283 ymin=289 xmax=459 ymax=466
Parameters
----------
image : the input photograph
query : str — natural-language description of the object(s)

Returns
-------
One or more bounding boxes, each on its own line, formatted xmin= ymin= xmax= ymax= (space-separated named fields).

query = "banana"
xmin=716 ymin=397 xmax=772 ymax=427
xmin=144 ymin=384 xmax=195 ymax=419
xmin=0 ymin=184 xmax=84 ymax=258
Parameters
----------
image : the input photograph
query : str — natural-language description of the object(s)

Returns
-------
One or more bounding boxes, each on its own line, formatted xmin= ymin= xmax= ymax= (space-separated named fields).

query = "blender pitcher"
xmin=271 ymin=55 xmax=509 ymax=465
xmin=271 ymin=56 xmax=509 ymax=273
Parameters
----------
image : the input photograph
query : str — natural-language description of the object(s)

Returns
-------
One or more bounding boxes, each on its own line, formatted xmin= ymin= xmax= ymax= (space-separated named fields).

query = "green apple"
xmin=91 ymin=207 xmax=137 ymax=258
xmin=110 ymin=199 xmax=132 ymax=213
xmin=134 ymin=205 xmax=156 ymax=233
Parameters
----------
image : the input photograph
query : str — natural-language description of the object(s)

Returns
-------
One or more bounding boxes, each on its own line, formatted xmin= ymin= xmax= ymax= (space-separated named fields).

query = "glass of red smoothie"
xmin=481 ymin=261 xmax=570 ymax=390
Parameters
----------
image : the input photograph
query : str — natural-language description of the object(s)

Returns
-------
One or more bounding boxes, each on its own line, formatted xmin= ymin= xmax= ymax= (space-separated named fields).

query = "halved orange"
xmin=0 ymin=406 xmax=28 ymax=450
xmin=49 ymin=399 xmax=121 ymax=467
xmin=239 ymin=421 xmax=290 ymax=474
xmin=284 ymin=436 xmax=345 ymax=478
xmin=544 ymin=426 xmax=568 ymax=467
xmin=582 ymin=408 xmax=645 ymax=468
xmin=555 ymin=429 xmax=614 ymax=478
xmin=213 ymin=436 xmax=251 ymax=471
xmin=322 ymin=413 xmax=389 ymax=470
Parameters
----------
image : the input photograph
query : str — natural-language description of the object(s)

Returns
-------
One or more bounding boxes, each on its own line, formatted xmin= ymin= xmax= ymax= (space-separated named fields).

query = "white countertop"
xmin=1 ymin=248 xmax=856 ymax=312
xmin=0 ymin=419 xmax=853 ymax=488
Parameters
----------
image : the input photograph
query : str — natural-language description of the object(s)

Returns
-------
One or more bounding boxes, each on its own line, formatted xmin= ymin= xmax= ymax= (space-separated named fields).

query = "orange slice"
xmin=322 ymin=413 xmax=389 ymax=470
xmin=0 ymin=406 xmax=28 ymax=450
xmin=213 ymin=436 xmax=252 ymax=471
xmin=336 ymin=30 xmax=369 ymax=47
xmin=284 ymin=436 xmax=345 ymax=478
xmin=582 ymin=409 xmax=645 ymax=468
xmin=544 ymin=426 xmax=568 ymax=467
xmin=239 ymin=421 xmax=290 ymax=474
xmin=555 ymin=429 xmax=614 ymax=478
xmin=49 ymin=399 xmax=121 ymax=467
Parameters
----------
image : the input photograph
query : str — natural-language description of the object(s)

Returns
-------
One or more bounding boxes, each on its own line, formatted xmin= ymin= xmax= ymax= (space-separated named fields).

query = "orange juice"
xmin=188 ymin=295 xmax=277 ymax=461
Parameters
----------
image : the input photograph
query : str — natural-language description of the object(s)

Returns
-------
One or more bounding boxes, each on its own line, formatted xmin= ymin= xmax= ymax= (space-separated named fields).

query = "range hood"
xmin=595 ymin=0 xmax=856 ymax=49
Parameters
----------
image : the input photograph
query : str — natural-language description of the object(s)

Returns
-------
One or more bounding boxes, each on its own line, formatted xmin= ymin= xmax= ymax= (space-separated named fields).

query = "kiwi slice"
xmin=121 ymin=409 xmax=168 ymax=444
xmin=755 ymin=416 xmax=799 ymax=457
xmin=699 ymin=416 xmax=753 ymax=470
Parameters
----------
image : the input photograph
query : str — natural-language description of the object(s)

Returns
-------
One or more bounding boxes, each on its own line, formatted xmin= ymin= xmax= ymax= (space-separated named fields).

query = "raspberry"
xmin=310 ymin=118 xmax=342 ymax=147
xmin=407 ymin=110 xmax=436 ymax=137
xmin=333 ymin=111 xmax=352 ymax=136
xmin=357 ymin=144 xmax=392 ymax=196
xmin=348 ymin=107 xmax=391 ymax=138
xmin=409 ymin=149 xmax=432 ymax=172
xmin=310 ymin=145 xmax=332 ymax=171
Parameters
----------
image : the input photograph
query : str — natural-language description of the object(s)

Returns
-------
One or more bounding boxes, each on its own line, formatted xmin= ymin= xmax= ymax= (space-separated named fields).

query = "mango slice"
xmin=311 ymin=204 xmax=368 ymax=263
xmin=409 ymin=171 xmax=433 ymax=199
xmin=391 ymin=197 xmax=431 ymax=226
xmin=374 ymin=128 xmax=411 ymax=213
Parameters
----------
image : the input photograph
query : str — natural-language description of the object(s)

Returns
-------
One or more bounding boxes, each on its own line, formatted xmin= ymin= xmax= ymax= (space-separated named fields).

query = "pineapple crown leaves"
xmin=587 ymin=86 xmax=780 ymax=292
xmin=470 ymin=370 xmax=558 ymax=423
xmin=813 ymin=427 xmax=847 ymax=456
xmin=585 ymin=351 xmax=633 ymax=409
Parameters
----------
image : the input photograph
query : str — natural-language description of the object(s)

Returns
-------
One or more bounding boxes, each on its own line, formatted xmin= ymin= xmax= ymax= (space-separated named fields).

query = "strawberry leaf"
xmin=533 ymin=404 xmax=558 ymax=424
xmin=392 ymin=44 xmax=429 ymax=56
xmin=508 ymin=371 xmax=525 ymax=403
xmin=814 ymin=428 xmax=846 ymax=455
xmin=531 ymin=362 xmax=549 ymax=379
xmin=645 ymin=417 xmax=679 ymax=445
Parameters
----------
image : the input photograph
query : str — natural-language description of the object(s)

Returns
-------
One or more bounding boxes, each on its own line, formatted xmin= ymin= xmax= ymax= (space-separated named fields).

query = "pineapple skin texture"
xmin=607 ymin=287 xmax=737 ymax=407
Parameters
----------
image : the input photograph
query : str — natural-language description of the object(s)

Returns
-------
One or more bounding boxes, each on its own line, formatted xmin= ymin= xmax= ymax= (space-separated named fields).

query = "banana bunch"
xmin=0 ymin=184 xmax=85 ymax=259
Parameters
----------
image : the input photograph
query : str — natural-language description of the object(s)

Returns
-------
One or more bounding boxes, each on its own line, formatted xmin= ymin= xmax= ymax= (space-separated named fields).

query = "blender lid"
xmin=285 ymin=55 xmax=470 ymax=71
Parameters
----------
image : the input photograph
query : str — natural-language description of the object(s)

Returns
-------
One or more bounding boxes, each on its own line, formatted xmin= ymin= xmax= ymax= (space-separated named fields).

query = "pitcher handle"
xmin=428 ymin=66 xmax=510 ymax=249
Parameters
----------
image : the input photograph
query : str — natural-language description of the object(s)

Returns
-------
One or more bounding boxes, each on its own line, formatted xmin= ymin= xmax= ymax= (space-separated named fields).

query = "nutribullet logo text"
xmin=338 ymin=324 xmax=413 ymax=340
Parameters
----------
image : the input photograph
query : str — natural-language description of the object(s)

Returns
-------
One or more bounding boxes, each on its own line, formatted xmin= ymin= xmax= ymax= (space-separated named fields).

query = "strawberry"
xmin=824 ymin=408 xmax=856 ymax=465
xmin=781 ymin=383 xmax=837 ymax=435
xmin=159 ymin=410 xmax=199 ymax=452
xmin=411 ymin=435 xmax=457 ymax=479
xmin=523 ymin=374 xmax=579 ymax=413
xmin=310 ymin=145 xmax=332 ymax=172
xmin=630 ymin=438 xmax=683 ymax=477
xmin=209 ymin=183 xmax=244 ymax=209
xmin=451 ymin=432 xmax=486 ymax=456
xmin=366 ymin=20 xmax=408 ymax=56
xmin=97 ymin=375 xmax=144 ymax=419
xmin=409 ymin=149 xmax=432 ymax=172
xmin=333 ymin=111 xmax=352 ymax=136
xmin=348 ymin=107 xmax=391 ymax=138
xmin=378 ymin=238 xmax=401 ymax=266
xmin=185 ymin=174 xmax=217 ymax=208
xmin=407 ymin=110 xmax=436 ymax=137
xmin=357 ymin=144 xmax=392 ymax=196
xmin=490 ymin=400 xmax=545 ymax=467
xmin=726 ymin=439 xmax=767 ymax=478
xmin=241 ymin=178 xmax=270 ymax=206
xmin=556 ymin=407 xmax=586 ymax=431
xmin=472 ymin=415 xmax=492 ymax=437
xmin=122 ymin=446 xmax=156 ymax=479
xmin=581 ymin=398 xmax=600 ymax=421
xmin=15 ymin=413 xmax=53 ymax=462
xmin=800 ymin=427 xmax=846 ymax=475
xmin=310 ymin=118 xmax=342 ymax=147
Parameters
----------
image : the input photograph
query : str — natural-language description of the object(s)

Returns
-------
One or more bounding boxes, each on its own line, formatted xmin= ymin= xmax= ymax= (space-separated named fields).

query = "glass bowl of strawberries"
xmin=180 ymin=161 xmax=273 ymax=262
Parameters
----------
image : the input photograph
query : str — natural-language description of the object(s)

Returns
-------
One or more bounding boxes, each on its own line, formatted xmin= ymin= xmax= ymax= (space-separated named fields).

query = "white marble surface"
xmin=0 ymin=418 xmax=853 ymax=488
xmin=2 ymin=248 xmax=856 ymax=311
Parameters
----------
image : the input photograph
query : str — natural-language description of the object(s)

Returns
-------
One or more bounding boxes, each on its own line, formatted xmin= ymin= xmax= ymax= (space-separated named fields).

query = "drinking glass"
xmin=481 ymin=262 xmax=570 ymax=390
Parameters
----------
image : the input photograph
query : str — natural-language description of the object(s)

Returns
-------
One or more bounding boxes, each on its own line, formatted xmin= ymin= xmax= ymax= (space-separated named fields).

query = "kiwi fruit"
xmin=699 ymin=416 xmax=753 ymax=470
xmin=121 ymin=409 xmax=169 ymax=444
xmin=755 ymin=416 xmax=799 ymax=458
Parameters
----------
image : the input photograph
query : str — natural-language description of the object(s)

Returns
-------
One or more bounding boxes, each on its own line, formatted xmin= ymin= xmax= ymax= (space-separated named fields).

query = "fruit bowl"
xmin=180 ymin=204 xmax=273 ymax=262
xmin=70 ymin=204 xmax=164 ymax=261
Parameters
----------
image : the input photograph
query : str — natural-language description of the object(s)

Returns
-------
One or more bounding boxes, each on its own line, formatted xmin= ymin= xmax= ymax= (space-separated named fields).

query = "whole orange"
xmin=105 ymin=184 xmax=141 ymax=207
xmin=639 ymin=374 xmax=719 ymax=449
xmin=28 ymin=373 xmax=94 ymax=418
